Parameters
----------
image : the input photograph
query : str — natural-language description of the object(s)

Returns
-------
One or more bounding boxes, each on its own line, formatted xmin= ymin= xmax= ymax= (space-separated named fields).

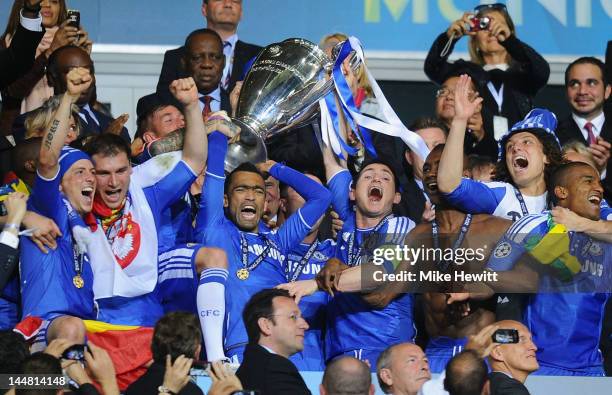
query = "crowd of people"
xmin=1 ymin=1 xmax=611 ymax=394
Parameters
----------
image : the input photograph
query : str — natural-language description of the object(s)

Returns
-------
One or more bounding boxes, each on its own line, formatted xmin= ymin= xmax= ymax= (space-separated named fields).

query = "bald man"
xmin=321 ymin=356 xmax=374 ymax=395
xmin=377 ymin=343 xmax=431 ymax=395
xmin=488 ymin=320 xmax=537 ymax=395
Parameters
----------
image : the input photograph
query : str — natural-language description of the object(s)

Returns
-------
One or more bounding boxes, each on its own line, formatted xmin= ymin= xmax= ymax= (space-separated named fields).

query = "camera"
xmin=189 ymin=360 xmax=211 ymax=377
xmin=67 ymin=9 xmax=80 ymax=29
xmin=61 ymin=344 xmax=86 ymax=361
xmin=492 ymin=329 xmax=519 ymax=344
xmin=466 ymin=15 xmax=490 ymax=32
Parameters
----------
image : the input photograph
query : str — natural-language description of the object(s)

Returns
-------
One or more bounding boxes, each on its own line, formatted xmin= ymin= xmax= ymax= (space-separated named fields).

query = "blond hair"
xmin=24 ymin=95 xmax=81 ymax=139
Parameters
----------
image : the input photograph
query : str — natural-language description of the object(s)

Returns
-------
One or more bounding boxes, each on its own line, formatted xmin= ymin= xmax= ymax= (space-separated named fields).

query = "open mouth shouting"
xmin=240 ymin=204 xmax=258 ymax=221
xmin=103 ymin=188 xmax=123 ymax=205
xmin=368 ymin=185 xmax=383 ymax=203
xmin=587 ymin=192 xmax=602 ymax=207
xmin=512 ymin=155 xmax=529 ymax=173
xmin=81 ymin=186 xmax=94 ymax=204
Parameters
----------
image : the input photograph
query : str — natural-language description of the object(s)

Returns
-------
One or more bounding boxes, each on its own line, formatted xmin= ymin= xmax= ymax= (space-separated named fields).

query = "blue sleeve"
xmin=194 ymin=132 xmax=227 ymax=240
xmin=144 ymin=160 xmax=197 ymax=216
xmin=486 ymin=214 xmax=547 ymax=271
xmin=443 ymin=178 xmax=505 ymax=215
xmin=273 ymin=163 xmax=332 ymax=252
xmin=600 ymin=199 xmax=612 ymax=220
xmin=30 ymin=171 xmax=66 ymax=225
xmin=327 ymin=169 xmax=352 ymax=221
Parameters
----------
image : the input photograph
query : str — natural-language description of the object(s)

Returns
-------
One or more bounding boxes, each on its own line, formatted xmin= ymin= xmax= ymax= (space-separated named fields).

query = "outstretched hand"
xmin=453 ymin=74 xmax=482 ymax=121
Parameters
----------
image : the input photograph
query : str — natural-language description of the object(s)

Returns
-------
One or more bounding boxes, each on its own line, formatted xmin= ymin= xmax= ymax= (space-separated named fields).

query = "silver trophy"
xmin=225 ymin=38 xmax=338 ymax=172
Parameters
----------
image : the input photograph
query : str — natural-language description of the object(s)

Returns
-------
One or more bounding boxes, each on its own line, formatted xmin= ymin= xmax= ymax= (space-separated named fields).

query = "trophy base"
xmin=224 ymin=118 xmax=268 ymax=173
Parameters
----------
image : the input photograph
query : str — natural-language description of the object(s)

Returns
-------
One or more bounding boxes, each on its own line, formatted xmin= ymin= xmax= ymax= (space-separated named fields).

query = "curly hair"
xmin=495 ymin=129 xmax=564 ymax=188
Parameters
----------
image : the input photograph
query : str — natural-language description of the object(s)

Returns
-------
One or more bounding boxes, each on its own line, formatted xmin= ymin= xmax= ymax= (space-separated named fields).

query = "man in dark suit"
xmin=125 ymin=312 xmax=203 ymax=395
xmin=0 ymin=0 xmax=44 ymax=90
xmin=181 ymin=29 xmax=231 ymax=117
xmin=157 ymin=0 xmax=261 ymax=97
xmin=237 ymin=288 xmax=311 ymax=395
xmin=556 ymin=57 xmax=612 ymax=200
xmin=11 ymin=45 xmax=131 ymax=143
xmin=487 ymin=320 xmax=537 ymax=395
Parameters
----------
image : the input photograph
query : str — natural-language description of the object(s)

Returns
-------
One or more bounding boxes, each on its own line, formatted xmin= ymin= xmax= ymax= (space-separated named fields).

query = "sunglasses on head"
xmin=474 ymin=3 xmax=507 ymax=14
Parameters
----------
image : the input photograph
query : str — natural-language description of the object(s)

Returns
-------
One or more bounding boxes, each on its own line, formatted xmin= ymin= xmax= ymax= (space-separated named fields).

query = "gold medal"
xmin=73 ymin=275 xmax=84 ymax=289
xmin=236 ymin=268 xmax=250 ymax=280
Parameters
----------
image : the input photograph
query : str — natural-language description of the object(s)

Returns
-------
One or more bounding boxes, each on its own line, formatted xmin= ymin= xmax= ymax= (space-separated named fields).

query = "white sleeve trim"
xmin=36 ymin=167 xmax=60 ymax=182
xmin=0 ymin=231 xmax=19 ymax=249
xmin=180 ymin=160 xmax=199 ymax=177
xmin=327 ymin=169 xmax=350 ymax=185
xmin=19 ymin=10 xmax=43 ymax=32
xmin=205 ymin=171 xmax=225 ymax=180
xmin=296 ymin=208 xmax=313 ymax=230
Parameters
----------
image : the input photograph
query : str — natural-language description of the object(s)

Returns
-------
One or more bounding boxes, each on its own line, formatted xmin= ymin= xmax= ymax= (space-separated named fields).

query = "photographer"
xmin=424 ymin=3 xmax=549 ymax=136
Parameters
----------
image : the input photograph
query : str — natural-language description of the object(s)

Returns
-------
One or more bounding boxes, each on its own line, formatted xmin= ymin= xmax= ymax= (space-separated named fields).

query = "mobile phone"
xmin=61 ymin=344 xmax=86 ymax=360
xmin=189 ymin=360 xmax=211 ymax=377
xmin=67 ymin=10 xmax=80 ymax=29
xmin=231 ymin=391 xmax=260 ymax=395
xmin=492 ymin=329 xmax=519 ymax=344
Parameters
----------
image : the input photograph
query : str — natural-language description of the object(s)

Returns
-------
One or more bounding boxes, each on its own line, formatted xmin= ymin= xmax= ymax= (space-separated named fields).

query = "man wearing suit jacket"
xmin=182 ymin=29 xmax=231 ymax=116
xmin=488 ymin=320 xmax=537 ymax=395
xmin=556 ymin=57 xmax=612 ymax=199
xmin=237 ymin=288 xmax=311 ymax=395
xmin=11 ymin=45 xmax=131 ymax=143
xmin=157 ymin=0 xmax=261 ymax=98
xmin=0 ymin=0 xmax=44 ymax=90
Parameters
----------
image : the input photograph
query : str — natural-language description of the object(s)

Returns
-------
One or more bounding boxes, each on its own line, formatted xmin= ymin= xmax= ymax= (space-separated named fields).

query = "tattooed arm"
xmin=147 ymin=120 xmax=240 ymax=158
xmin=38 ymin=68 xmax=92 ymax=179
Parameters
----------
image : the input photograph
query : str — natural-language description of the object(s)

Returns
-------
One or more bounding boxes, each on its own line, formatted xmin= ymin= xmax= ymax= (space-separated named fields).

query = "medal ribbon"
xmin=431 ymin=214 xmax=472 ymax=272
xmin=286 ymin=240 xmax=319 ymax=282
xmin=347 ymin=214 xmax=393 ymax=266
xmin=240 ymin=232 xmax=271 ymax=274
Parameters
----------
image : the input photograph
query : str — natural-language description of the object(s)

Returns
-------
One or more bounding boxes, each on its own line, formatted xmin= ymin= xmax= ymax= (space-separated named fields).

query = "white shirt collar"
xmin=224 ymin=34 xmax=238 ymax=49
xmin=260 ymin=344 xmax=276 ymax=354
xmin=199 ymin=88 xmax=221 ymax=102
xmin=572 ymin=111 xmax=605 ymax=139
xmin=78 ymin=104 xmax=100 ymax=126
xmin=483 ymin=63 xmax=509 ymax=71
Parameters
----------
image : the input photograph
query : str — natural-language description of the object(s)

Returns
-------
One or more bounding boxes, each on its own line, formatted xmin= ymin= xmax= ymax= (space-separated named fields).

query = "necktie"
xmin=80 ymin=109 xmax=101 ymax=134
xmin=584 ymin=121 xmax=596 ymax=145
xmin=200 ymin=95 xmax=212 ymax=120
xmin=222 ymin=41 xmax=232 ymax=90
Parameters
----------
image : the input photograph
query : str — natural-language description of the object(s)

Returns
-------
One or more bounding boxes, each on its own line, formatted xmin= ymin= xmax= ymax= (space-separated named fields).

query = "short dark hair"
xmin=224 ymin=162 xmax=264 ymax=194
xmin=547 ymin=161 xmax=594 ymax=206
xmin=184 ymin=28 xmax=223 ymax=52
xmin=16 ymin=353 xmax=61 ymax=395
xmin=242 ymin=288 xmax=291 ymax=344
xmin=11 ymin=137 xmax=41 ymax=181
xmin=0 ymin=330 xmax=29 ymax=374
xmin=353 ymin=158 xmax=400 ymax=193
xmin=151 ymin=312 xmax=201 ymax=364
xmin=322 ymin=356 xmax=372 ymax=395
xmin=84 ymin=133 xmax=132 ymax=162
xmin=565 ymin=56 xmax=608 ymax=86
xmin=495 ymin=129 xmax=563 ymax=190
xmin=409 ymin=117 xmax=449 ymax=136
xmin=467 ymin=154 xmax=495 ymax=171
xmin=443 ymin=350 xmax=488 ymax=395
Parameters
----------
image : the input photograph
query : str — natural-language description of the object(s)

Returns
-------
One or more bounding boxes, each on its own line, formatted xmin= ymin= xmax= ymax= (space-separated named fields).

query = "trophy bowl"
xmin=225 ymin=38 xmax=334 ymax=172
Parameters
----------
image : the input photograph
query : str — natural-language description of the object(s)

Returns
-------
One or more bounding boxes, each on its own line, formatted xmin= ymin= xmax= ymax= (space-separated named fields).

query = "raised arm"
xmin=437 ymin=74 xmax=483 ymax=194
xmin=171 ymin=78 xmax=207 ymax=173
xmin=37 ymin=68 xmax=91 ymax=179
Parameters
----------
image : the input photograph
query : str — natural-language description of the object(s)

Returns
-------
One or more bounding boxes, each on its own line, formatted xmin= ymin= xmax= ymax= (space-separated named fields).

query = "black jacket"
xmin=555 ymin=114 xmax=612 ymax=201
xmin=125 ymin=362 xmax=203 ymax=395
xmin=156 ymin=39 xmax=262 ymax=97
xmin=236 ymin=344 xmax=311 ymax=395
xmin=425 ymin=32 xmax=550 ymax=128
xmin=489 ymin=372 xmax=531 ymax=395
xmin=0 ymin=24 xmax=44 ymax=90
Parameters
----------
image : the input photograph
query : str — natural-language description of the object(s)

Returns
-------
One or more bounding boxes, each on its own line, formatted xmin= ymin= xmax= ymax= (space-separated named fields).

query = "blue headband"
xmin=58 ymin=146 xmax=91 ymax=180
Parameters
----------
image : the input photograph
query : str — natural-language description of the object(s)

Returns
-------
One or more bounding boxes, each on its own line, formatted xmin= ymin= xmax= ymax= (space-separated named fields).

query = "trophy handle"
xmin=224 ymin=118 xmax=268 ymax=173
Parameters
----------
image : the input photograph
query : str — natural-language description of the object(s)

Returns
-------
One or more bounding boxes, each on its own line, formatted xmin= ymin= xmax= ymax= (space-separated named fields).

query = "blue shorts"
xmin=533 ymin=363 xmax=605 ymax=376
xmin=157 ymin=244 xmax=201 ymax=314
xmin=425 ymin=336 xmax=468 ymax=373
